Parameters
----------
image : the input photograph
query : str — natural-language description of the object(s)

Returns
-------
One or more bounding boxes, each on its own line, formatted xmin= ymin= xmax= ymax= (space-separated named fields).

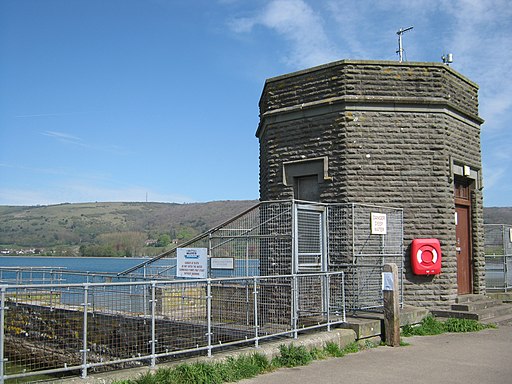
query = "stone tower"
xmin=257 ymin=60 xmax=485 ymax=307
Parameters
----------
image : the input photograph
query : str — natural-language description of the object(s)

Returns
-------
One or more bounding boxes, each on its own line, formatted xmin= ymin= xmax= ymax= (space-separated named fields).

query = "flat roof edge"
xmin=262 ymin=59 xmax=479 ymax=89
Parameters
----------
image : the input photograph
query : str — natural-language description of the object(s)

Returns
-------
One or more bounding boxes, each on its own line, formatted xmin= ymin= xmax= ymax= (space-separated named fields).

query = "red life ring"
xmin=411 ymin=239 xmax=442 ymax=275
xmin=416 ymin=246 xmax=438 ymax=266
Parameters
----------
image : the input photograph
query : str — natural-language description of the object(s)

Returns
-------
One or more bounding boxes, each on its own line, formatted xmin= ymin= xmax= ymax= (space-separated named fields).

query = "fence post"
xmin=143 ymin=280 xmax=148 ymax=316
xmin=503 ymin=225 xmax=509 ymax=293
xmin=383 ymin=263 xmax=400 ymax=347
xmin=206 ymin=279 xmax=212 ymax=357
xmin=341 ymin=271 xmax=346 ymax=323
xmin=292 ymin=274 xmax=298 ymax=339
xmin=351 ymin=203 xmax=357 ymax=311
xmin=253 ymin=277 xmax=259 ymax=348
xmin=325 ymin=273 xmax=331 ymax=332
xmin=1 ymin=287 xmax=7 ymax=384
xmin=399 ymin=209 xmax=404 ymax=307
xmin=81 ymin=285 xmax=90 ymax=379
xmin=150 ymin=282 xmax=157 ymax=368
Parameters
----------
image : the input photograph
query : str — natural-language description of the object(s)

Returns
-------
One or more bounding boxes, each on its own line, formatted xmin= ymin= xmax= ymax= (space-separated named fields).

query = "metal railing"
xmin=0 ymin=271 xmax=345 ymax=382
xmin=485 ymin=224 xmax=512 ymax=291
xmin=120 ymin=200 xmax=404 ymax=311
xmin=0 ymin=200 xmax=404 ymax=381
xmin=328 ymin=203 xmax=404 ymax=311
xmin=0 ymin=266 xmax=167 ymax=287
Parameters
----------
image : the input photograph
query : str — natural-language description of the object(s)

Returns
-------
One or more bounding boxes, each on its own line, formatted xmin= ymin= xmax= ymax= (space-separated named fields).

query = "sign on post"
xmin=176 ymin=248 xmax=208 ymax=278
xmin=382 ymin=272 xmax=394 ymax=291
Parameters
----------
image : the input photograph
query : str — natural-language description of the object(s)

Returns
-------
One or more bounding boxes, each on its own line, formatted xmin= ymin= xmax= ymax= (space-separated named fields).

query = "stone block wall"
xmin=257 ymin=60 xmax=484 ymax=308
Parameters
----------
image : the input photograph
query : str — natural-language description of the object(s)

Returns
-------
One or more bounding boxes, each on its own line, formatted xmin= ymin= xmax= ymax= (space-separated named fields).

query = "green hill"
xmin=0 ymin=201 xmax=258 ymax=256
xmin=483 ymin=207 xmax=512 ymax=225
xmin=0 ymin=201 xmax=510 ymax=257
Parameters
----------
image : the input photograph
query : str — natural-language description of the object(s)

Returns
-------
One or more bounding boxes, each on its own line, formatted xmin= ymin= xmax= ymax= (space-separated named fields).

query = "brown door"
xmin=454 ymin=177 xmax=473 ymax=294
xmin=456 ymin=204 xmax=472 ymax=294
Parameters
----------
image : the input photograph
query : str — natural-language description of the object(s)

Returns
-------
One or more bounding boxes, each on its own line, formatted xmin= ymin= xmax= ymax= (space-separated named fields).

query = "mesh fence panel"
xmin=485 ymin=224 xmax=512 ymax=291
xmin=3 ymin=285 xmax=85 ymax=377
xmin=1 ymin=201 xmax=405 ymax=381
xmin=328 ymin=204 xmax=403 ymax=311
xmin=1 ymin=272 xmax=346 ymax=381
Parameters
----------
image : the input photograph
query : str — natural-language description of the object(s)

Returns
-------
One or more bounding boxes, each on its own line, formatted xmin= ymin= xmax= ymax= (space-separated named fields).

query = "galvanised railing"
xmin=485 ymin=224 xmax=512 ymax=291
xmin=120 ymin=200 xmax=404 ymax=311
xmin=0 ymin=271 xmax=345 ymax=382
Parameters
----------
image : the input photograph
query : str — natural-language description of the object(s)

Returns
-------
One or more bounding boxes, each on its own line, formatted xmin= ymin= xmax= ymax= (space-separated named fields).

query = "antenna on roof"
xmin=396 ymin=26 xmax=414 ymax=62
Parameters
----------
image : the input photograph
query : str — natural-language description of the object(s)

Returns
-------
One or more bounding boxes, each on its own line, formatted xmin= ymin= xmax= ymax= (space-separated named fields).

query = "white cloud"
xmin=229 ymin=0 xmax=338 ymax=68
xmin=439 ymin=0 xmax=512 ymax=133
xmin=42 ymin=130 xmax=83 ymax=145
xmin=41 ymin=130 xmax=132 ymax=155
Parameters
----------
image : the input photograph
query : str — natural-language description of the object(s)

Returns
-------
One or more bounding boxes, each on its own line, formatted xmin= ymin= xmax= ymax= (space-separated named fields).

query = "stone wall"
xmin=257 ymin=60 xmax=484 ymax=308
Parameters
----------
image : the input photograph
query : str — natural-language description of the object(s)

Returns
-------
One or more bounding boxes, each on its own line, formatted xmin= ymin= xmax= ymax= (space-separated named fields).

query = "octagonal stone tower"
xmin=257 ymin=60 xmax=485 ymax=307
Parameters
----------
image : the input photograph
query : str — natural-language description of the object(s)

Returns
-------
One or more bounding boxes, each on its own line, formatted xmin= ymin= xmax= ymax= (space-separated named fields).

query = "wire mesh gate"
xmin=120 ymin=200 xmax=404 ymax=312
xmin=485 ymin=224 xmax=512 ymax=291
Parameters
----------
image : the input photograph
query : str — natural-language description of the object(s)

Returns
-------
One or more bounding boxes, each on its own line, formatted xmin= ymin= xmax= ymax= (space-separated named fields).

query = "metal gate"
xmin=293 ymin=203 xmax=329 ymax=323
xmin=294 ymin=203 xmax=327 ymax=273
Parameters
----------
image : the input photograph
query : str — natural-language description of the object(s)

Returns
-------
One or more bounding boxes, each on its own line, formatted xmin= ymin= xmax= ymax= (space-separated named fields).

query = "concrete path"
xmin=240 ymin=325 xmax=512 ymax=384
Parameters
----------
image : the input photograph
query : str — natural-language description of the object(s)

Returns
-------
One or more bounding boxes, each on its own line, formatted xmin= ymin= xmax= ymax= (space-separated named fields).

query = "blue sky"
xmin=1 ymin=0 xmax=511 ymax=207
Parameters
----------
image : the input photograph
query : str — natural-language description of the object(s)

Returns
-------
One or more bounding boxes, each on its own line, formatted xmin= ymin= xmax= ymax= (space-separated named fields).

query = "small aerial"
xmin=396 ymin=26 xmax=414 ymax=62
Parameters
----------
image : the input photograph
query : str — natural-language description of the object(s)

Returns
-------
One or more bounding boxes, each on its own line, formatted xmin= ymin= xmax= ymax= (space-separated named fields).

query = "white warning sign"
xmin=176 ymin=248 xmax=208 ymax=278
xmin=371 ymin=212 xmax=387 ymax=235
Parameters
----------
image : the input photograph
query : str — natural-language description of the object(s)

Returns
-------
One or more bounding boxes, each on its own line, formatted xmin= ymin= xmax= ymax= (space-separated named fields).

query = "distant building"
xmin=257 ymin=60 xmax=484 ymax=307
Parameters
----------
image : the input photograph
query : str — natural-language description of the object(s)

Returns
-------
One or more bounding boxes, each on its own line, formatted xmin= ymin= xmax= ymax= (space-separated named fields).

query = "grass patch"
xmin=402 ymin=316 xmax=495 ymax=337
xmin=443 ymin=317 xmax=494 ymax=333
xmin=114 ymin=340 xmax=373 ymax=384
xmin=324 ymin=341 xmax=344 ymax=357
xmin=116 ymin=354 xmax=272 ymax=384
xmin=272 ymin=344 xmax=313 ymax=368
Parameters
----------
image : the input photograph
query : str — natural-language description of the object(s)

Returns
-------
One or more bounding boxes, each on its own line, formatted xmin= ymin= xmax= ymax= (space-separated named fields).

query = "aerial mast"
xmin=396 ymin=26 xmax=413 ymax=62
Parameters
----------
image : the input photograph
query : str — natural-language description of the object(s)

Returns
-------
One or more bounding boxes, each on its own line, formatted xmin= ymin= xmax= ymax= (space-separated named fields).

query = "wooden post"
xmin=383 ymin=263 xmax=400 ymax=347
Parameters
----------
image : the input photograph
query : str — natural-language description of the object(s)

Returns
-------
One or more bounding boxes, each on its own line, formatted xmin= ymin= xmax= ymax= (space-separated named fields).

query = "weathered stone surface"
xmin=257 ymin=60 xmax=484 ymax=308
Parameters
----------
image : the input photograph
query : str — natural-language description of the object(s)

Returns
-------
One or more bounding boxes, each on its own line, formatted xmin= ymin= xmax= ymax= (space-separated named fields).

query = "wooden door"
xmin=456 ymin=205 xmax=472 ymax=294
xmin=454 ymin=178 xmax=472 ymax=295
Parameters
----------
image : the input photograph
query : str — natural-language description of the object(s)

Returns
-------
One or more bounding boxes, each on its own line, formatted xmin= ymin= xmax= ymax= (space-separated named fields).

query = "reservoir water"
xmin=0 ymin=255 xmax=147 ymax=274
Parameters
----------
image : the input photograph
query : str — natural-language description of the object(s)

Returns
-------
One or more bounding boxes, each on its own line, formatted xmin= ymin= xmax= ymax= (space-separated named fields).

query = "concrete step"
xmin=451 ymin=299 xmax=503 ymax=312
xmin=487 ymin=292 xmax=512 ymax=303
xmin=432 ymin=303 xmax=512 ymax=321
xmin=481 ymin=312 xmax=512 ymax=326
xmin=340 ymin=317 xmax=381 ymax=340
xmin=342 ymin=305 xmax=430 ymax=340
xmin=482 ymin=303 xmax=512 ymax=319
xmin=455 ymin=294 xmax=496 ymax=304
xmin=400 ymin=305 xmax=430 ymax=326
xmin=431 ymin=309 xmax=480 ymax=320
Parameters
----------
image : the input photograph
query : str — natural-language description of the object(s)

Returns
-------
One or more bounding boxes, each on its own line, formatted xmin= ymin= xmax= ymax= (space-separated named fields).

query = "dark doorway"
xmin=294 ymin=175 xmax=320 ymax=202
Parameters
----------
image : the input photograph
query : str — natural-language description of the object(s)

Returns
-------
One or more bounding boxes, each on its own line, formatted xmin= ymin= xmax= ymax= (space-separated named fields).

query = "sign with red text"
xmin=371 ymin=212 xmax=387 ymax=235
xmin=176 ymin=248 xmax=208 ymax=278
